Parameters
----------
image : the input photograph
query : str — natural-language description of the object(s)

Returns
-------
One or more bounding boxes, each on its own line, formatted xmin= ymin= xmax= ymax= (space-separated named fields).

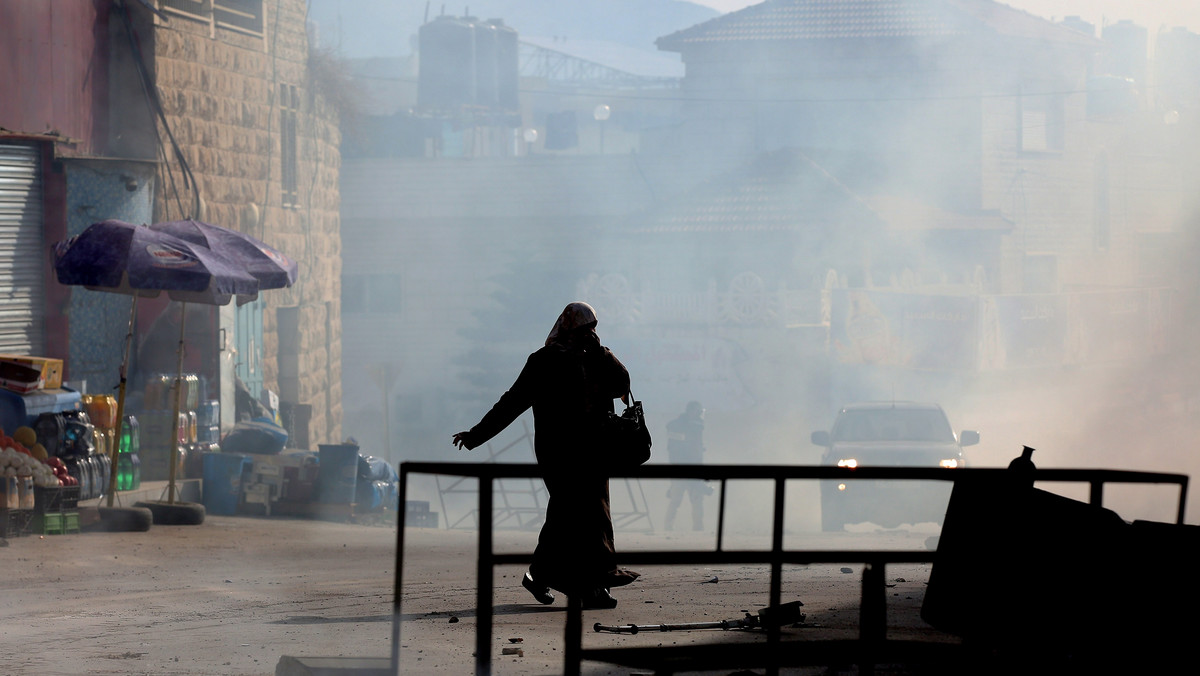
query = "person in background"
xmin=664 ymin=400 xmax=712 ymax=531
xmin=452 ymin=302 xmax=639 ymax=610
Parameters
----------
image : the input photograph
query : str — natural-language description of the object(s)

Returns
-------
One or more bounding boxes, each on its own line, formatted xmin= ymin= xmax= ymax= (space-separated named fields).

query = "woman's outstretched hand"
xmin=452 ymin=432 xmax=471 ymax=450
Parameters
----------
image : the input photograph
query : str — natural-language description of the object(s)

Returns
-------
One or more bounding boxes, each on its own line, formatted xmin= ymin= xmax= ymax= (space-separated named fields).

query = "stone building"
xmin=0 ymin=0 xmax=343 ymax=449
xmin=142 ymin=0 xmax=344 ymax=447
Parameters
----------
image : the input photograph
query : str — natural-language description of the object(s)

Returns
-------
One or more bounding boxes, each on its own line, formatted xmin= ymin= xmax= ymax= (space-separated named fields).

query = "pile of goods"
xmin=0 ymin=426 xmax=68 ymax=487
xmin=0 ymin=425 xmax=89 ymax=537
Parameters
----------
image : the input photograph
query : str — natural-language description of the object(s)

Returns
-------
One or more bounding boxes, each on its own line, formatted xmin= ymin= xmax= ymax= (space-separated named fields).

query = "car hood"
xmin=825 ymin=441 xmax=964 ymax=466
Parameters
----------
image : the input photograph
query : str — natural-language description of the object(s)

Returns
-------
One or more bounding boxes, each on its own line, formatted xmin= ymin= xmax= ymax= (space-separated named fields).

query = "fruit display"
xmin=0 ymin=427 xmax=74 ymax=488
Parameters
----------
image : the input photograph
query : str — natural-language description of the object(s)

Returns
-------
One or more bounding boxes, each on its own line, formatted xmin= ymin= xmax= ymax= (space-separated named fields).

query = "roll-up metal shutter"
xmin=0 ymin=143 xmax=46 ymax=354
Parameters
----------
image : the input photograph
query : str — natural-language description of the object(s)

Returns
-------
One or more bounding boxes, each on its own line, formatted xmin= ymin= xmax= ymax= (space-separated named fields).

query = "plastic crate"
xmin=2 ymin=508 xmax=33 ymax=538
xmin=34 ymin=485 xmax=81 ymax=514
xmin=34 ymin=511 xmax=80 ymax=535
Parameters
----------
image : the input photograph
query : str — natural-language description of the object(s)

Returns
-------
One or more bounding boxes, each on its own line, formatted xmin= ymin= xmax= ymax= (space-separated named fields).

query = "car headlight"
xmin=836 ymin=458 xmax=858 ymax=469
xmin=939 ymin=458 xmax=962 ymax=469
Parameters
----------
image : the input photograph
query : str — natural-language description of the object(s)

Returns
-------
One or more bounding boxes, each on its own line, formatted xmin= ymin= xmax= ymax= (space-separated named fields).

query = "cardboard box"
xmin=0 ymin=354 xmax=63 ymax=390
xmin=0 ymin=361 xmax=43 ymax=394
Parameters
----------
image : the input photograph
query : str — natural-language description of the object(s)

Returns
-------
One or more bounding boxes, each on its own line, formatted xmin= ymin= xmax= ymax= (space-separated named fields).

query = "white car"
xmin=810 ymin=402 xmax=979 ymax=531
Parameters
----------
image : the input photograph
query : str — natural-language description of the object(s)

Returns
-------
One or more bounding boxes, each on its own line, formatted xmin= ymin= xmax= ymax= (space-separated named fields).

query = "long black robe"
xmin=460 ymin=338 xmax=638 ymax=594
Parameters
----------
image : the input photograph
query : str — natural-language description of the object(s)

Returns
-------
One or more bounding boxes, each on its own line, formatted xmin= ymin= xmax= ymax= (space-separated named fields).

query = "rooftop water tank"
xmin=418 ymin=15 xmax=477 ymax=111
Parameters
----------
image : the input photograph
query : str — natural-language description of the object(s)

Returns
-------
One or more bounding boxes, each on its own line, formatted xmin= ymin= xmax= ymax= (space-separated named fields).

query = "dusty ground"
xmin=0 ymin=509 xmax=948 ymax=676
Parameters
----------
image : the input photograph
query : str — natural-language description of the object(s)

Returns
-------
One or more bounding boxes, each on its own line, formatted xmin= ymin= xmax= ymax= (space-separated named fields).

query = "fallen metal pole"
xmin=595 ymin=618 xmax=752 ymax=634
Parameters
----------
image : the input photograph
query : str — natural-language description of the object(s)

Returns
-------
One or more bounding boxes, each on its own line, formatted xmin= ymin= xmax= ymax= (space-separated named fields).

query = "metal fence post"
xmin=476 ymin=474 xmax=494 ymax=676
xmin=391 ymin=465 xmax=408 ymax=674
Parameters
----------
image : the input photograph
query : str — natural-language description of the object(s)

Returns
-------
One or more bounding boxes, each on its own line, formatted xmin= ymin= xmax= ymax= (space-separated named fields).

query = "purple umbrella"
xmin=143 ymin=220 xmax=299 ymax=510
xmin=54 ymin=220 xmax=260 ymax=515
xmin=149 ymin=218 xmax=298 ymax=290
xmin=54 ymin=219 xmax=260 ymax=303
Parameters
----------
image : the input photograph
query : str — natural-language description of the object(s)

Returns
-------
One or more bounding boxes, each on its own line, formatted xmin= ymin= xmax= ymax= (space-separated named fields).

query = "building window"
xmin=214 ymin=0 xmax=264 ymax=35
xmin=160 ymin=1 xmax=265 ymax=38
xmin=1019 ymin=92 xmax=1065 ymax=153
xmin=160 ymin=0 xmax=208 ymax=21
xmin=280 ymin=83 xmax=299 ymax=208
xmin=342 ymin=274 xmax=403 ymax=314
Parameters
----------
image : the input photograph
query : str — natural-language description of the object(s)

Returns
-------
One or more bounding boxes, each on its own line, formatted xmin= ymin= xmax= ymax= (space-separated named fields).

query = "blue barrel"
xmin=202 ymin=453 xmax=250 ymax=515
xmin=317 ymin=444 xmax=359 ymax=504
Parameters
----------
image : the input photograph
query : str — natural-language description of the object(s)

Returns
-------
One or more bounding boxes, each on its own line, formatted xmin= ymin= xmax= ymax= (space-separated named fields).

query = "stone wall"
xmin=147 ymin=0 xmax=342 ymax=445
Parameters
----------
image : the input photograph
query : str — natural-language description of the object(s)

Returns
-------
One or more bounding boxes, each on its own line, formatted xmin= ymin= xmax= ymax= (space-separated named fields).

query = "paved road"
xmin=0 ymin=507 xmax=950 ymax=675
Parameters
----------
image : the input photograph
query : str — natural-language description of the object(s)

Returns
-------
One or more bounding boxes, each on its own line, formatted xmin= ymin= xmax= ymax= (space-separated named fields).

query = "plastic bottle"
xmin=129 ymin=415 xmax=141 ymax=490
xmin=176 ymin=412 xmax=188 ymax=445
xmin=93 ymin=427 xmax=106 ymax=460
xmin=187 ymin=410 xmax=198 ymax=444
xmin=93 ymin=452 xmax=110 ymax=496
xmin=85 ymin=394 xmax=116 ymax=431
xmin=188 ymin=374 xmax=200 ymax=411
xmin=116 ymin=441 xmax=131 ymax=492
xmin=116 ymin=453 xmax=129 ymax=491
xmin=117 ymin=415 xmax=142 ymax=491
xmin=104 ymin=395 xmax=117 ymax=430
xmin=66 ymin=457 xmax=91 ymax=500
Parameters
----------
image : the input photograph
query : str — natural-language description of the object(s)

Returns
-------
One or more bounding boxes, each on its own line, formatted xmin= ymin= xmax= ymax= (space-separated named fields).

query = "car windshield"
xmin=832 ymin=408 xmax=956 ymax=443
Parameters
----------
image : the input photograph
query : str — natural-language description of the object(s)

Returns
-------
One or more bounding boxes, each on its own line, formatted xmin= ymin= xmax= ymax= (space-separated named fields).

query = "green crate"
xmin=35 ymin=511 xmax=78 ymax=535
xmin=35 ymin=512 xmax=61 ymax=534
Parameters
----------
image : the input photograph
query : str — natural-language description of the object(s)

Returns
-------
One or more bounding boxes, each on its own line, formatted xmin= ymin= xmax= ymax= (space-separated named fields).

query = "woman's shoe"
xmin=522 ymin=572 xmax=555 ymax=605
xmin=581 ymin=588 xmax=618 ymax=610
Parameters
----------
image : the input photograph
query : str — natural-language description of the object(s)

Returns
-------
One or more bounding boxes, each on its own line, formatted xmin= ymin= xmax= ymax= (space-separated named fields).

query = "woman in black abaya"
xmin=452 ymin=302 xmax=639 ymax=609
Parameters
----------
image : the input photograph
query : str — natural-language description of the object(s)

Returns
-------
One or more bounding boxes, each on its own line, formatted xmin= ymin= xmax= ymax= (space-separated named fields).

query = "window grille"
xmin=280 ymin=83 xmax=299 ymax=207
xmin=159 ymin=0 xmax=265 ymax=39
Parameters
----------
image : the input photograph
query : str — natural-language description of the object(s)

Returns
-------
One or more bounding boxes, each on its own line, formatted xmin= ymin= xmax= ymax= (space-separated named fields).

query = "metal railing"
xmin=391 ymin=462 xmax=1189 ymax=675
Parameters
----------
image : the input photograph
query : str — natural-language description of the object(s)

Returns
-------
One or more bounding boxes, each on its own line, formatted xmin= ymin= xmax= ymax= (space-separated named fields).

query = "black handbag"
xmin=599 ymin=391 xmax=652 ymax=468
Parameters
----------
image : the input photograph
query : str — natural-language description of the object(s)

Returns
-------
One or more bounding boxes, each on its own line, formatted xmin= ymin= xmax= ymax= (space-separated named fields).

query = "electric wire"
xmin=117 ymin=0 xmax=202 ymax=220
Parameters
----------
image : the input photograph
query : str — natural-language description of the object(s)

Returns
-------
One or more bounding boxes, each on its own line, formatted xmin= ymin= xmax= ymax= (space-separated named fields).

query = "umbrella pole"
xmin=167 ymin=302 xmax=187 ymax=505
xmin=106 ymin=296 xmax=138 ymax=509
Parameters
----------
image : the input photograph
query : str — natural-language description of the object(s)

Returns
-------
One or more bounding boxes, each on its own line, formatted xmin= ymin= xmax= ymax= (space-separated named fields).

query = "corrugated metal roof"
xmin=657 ymin=0 xmax=1102 ymax=49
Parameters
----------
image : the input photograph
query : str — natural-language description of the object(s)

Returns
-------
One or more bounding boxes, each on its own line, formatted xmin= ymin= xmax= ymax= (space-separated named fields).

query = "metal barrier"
xmin=391 ymin=462 xmax=1189 ymax=675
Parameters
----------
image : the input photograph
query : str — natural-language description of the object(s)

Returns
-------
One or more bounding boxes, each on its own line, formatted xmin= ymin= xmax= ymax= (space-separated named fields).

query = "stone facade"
xmin=147 ymin=0 xmax=342 ymax=444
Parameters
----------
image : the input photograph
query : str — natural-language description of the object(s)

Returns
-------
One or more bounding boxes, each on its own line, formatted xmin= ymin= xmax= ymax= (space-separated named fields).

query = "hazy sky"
xmin=694 ymin=1 xmax=1200 ymax=37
